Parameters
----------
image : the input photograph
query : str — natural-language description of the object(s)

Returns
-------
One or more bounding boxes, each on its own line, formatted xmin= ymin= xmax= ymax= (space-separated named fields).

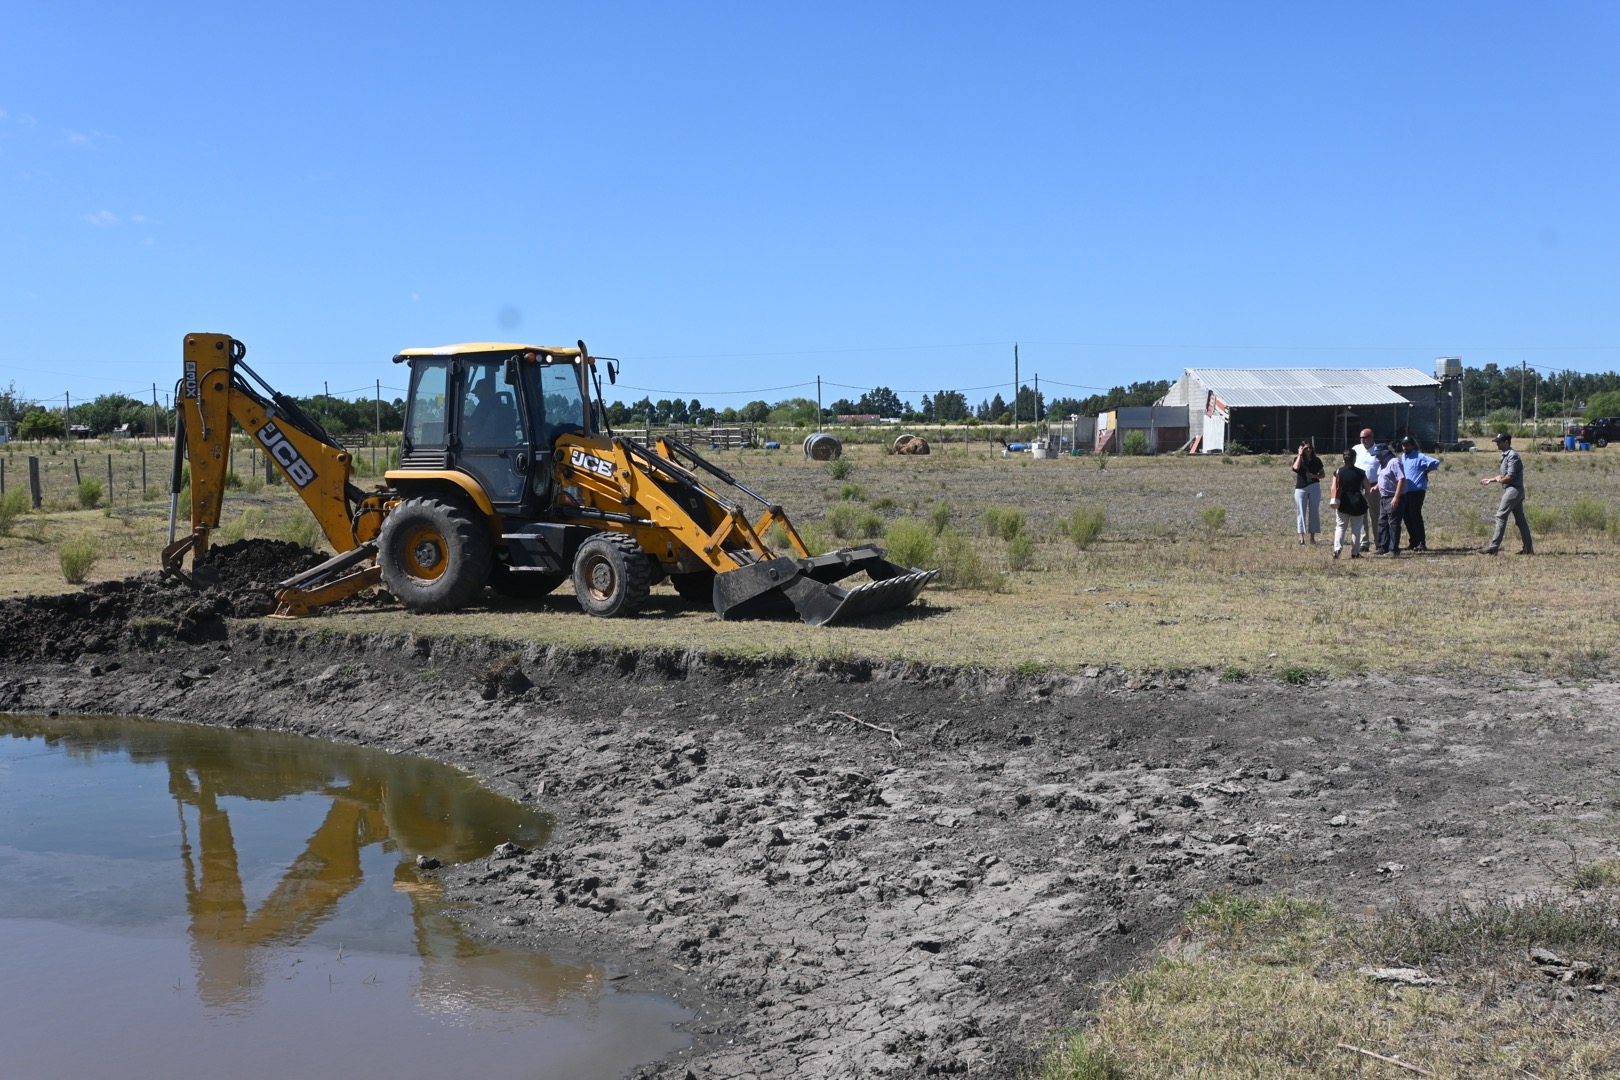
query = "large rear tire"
xmin=378 ymin=496 xmax=492 ymax=613
xmin=572 ymin=532 xmax=651 ymax=617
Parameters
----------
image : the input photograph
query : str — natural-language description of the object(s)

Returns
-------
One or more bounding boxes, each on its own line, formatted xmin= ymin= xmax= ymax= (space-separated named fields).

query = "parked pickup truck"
xmin=1576 ymin=417 xmax=1620 ymax=447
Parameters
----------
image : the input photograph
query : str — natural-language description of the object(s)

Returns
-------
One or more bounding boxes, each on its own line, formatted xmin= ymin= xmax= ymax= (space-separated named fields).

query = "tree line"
xmin=6 ymin=366 xmax=1620 ymax=441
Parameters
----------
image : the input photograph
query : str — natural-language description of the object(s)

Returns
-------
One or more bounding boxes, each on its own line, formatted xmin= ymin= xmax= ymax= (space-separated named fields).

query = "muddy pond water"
xmin=0 ymin=714 xmax=691 ymax=1080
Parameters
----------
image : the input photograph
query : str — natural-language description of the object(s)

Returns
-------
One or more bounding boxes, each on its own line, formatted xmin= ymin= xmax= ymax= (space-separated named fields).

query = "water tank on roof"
xmin=1435 ymin=356 xmax=1463 ymax=379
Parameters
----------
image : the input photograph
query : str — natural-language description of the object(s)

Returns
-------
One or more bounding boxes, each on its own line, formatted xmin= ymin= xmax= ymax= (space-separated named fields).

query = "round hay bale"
xmin=892 ymin=434 xmax=931 ymax=455
xmin=803 ymin=432 xmax=842 ymax=460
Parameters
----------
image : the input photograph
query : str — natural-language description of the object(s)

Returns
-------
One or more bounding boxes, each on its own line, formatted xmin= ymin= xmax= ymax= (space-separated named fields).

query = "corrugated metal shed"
xmin=1190 ymin=368 xmax=1436 ymax=409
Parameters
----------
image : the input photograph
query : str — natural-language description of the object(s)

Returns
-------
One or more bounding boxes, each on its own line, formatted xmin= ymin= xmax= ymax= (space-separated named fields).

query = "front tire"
xmin=572 ymin=532 xmax=651 ymax=617
xmin=378 ymin=496 xmax=492 ymax=613
xmin=1597 ymin=437 xmax=1609 ymax=449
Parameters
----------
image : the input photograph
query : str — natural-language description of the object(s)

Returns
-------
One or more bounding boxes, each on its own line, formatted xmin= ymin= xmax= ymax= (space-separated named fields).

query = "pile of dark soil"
xmin=0 ymin=539 xmax=324 ymax=661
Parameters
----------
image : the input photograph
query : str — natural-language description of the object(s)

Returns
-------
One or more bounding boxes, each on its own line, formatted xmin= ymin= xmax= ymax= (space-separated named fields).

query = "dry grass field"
xmin=4 ymin=438 xmax=1619 ymax=677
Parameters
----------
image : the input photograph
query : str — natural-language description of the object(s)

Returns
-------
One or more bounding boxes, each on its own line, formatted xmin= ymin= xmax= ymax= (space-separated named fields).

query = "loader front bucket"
xmin=713 ymin=545 xmax=938 ymax=626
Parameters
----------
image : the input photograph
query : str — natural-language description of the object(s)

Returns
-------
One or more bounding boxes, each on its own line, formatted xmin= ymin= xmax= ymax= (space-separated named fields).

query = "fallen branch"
xmin=1335 ymin=1044 xmax=1435 ymax=1077
xmin=834 ymin=710 xmax=901 ymax=747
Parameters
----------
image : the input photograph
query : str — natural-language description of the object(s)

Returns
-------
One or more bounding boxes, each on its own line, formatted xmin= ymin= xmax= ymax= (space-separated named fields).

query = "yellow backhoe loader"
xmin=161 ymin=333 xmax=936 ymax=625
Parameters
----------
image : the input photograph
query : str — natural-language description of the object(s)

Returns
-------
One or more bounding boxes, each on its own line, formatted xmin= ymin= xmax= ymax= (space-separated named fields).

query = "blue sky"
xmin=2 ymin=2 xmax=1616 ymax=410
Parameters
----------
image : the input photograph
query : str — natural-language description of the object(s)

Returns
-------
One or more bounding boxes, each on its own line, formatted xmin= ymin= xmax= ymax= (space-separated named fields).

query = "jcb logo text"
xmin=256 ymin=421 xmax=317 ymax=488
xmin=569 ymin=449 xmax=614 ymax=479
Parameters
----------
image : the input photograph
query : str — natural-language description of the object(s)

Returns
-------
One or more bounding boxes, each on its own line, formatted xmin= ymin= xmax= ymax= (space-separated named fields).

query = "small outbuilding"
xmin=1159 ymin=363 xmax=1461 ymax=454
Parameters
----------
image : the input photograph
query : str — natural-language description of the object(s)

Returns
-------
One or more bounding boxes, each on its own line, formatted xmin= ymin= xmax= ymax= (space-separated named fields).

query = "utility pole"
xmin=375 ymin=379 xmax=381 ymax=434
xmin=1033 ymin=373 xmax=1040 ymax=422
xmin=65 ymin=391 xmax=70 ymax=439
xmin=1518 ymin=361 xmax=1526 ymax=425
xmin=1013 ymin=343 xmax=1019 ymax=428
xmin=152 ymin=383 xmax=160 ymax=441
xmin=816 ymin=376 xmax=822 ymax=431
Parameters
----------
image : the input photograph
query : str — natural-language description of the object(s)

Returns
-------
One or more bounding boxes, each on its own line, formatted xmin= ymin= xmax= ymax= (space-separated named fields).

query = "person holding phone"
xmin=1290 ymin=441 xmax=1325 ymax=545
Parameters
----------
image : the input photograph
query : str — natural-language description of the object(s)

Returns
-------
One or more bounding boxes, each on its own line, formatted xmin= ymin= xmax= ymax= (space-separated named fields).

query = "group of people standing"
xmin=1289 ymin=428 xmax=1533 ymax=557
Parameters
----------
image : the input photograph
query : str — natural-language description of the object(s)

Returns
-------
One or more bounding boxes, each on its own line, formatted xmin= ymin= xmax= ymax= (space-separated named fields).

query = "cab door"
xmin=455 ymin=356 xmax=528 ymax=506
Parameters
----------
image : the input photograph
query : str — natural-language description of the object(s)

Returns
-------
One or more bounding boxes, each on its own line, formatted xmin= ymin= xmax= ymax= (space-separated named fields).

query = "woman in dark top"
xmin=1329 ymin=447 xmax=1371 ymax=559
xmin=1290 ymin=442 xmax=1325 ymax=545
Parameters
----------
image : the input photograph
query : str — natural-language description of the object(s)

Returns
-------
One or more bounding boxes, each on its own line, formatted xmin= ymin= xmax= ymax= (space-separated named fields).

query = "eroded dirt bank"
xmin=4 ymin=568 xmax=1618 ymax=1078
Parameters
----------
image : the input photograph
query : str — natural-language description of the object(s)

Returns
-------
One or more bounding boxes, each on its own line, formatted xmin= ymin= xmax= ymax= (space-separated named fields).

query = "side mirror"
xmin=503 ymin=357 xmax=518 ymax=385
xmin=607 ymin=360 xmax=618 ymax=385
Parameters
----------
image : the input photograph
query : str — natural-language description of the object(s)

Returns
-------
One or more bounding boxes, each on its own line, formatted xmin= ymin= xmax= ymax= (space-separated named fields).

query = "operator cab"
xmin=392 ymin=342 xmax=595 ymax=512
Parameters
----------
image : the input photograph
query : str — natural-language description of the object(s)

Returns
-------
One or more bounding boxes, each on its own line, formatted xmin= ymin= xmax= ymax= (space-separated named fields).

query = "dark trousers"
xmin=1400 ymin=489 xmax=1428 ymax=549
xmin=1378 ymin=495 xmax=1402 ymax=554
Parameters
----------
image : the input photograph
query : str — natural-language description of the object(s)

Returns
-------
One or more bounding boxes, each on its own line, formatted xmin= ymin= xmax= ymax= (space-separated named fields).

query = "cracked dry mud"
xmin=2 ymin=550 xmax=1616 ymax=1078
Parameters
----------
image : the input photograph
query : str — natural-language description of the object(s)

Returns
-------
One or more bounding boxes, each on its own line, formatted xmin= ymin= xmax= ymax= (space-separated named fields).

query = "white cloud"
xmin=63 ymin=128 xmax=115 ymax=147
xmin=83 ymin=210 xmax=118 ymax=226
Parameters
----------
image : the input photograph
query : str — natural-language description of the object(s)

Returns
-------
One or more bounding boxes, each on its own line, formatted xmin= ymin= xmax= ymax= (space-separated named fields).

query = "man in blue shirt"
xmin=1396 ymin=435 xmax=1441 ymax=551
xmin=1479 ymin=431 xmax=1533 ymax=555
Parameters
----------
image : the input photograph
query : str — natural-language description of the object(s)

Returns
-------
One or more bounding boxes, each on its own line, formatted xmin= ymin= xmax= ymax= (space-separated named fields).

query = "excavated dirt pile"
xmin=0 ymin=539 xmax=322 ymax=661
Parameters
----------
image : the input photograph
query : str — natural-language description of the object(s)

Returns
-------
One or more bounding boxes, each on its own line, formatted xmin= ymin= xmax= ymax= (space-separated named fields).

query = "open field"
xmin=4 ymin=440 xmax=1619 ymax=677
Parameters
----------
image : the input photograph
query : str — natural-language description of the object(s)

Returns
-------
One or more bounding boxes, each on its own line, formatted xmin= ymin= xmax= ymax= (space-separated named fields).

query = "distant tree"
xmin=1047 ymin=396 xmax=1084 ymax=418
xmin=1014 ymin=385 xmax=1045 ymax=422
xmin=988 ymin=393 xmax=1007 ymax=420
xmin=1586 ymin=390 xmax=1620 ymax=419
xmin=769 ymin=397 xmax=819 ymax=427
xmin=828 ymin=398 xmax=857 ymax=417
xmin=717 ymin=406 xmax=739 ymax=423
xmin=17 ymin=408 xmax=64 ymax=440
xmin=934 ymin=390 xmax=970 ymax=422
xmin=0 ymin=382 xmax=35 ymax=424
xmin=740 ymin=400 xmax=772 ymax=424
xmin=855 ymin=386 xmax=904 ymax=418
xmin=919 ymin=394 xmax=934 ymax=422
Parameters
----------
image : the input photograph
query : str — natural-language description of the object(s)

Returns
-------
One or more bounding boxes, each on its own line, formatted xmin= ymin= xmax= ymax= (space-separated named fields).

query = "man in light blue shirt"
xmin=1396 ymin=435 xmax=1441 ymax=552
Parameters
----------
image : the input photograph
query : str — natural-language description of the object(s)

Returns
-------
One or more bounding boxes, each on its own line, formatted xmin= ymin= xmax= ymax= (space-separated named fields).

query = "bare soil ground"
xmin=2 ymin=547 xmax=1617 ymax=1078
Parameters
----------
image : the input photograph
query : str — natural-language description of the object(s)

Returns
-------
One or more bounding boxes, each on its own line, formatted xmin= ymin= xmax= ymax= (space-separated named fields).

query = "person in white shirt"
xmin=1351 ymin=427 xmax=1378 ymax=553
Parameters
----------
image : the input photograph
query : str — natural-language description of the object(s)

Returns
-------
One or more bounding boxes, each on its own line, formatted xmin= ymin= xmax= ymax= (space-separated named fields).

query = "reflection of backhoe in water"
xmin=163 ymin=753 xmax=595 ymax=1012
xmin=24 ymin=714 xmax=592 ymax=1014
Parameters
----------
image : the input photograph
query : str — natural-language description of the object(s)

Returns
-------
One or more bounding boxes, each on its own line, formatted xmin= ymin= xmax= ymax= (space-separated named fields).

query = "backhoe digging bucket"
xmin=713 ymin=545 xmax=938 ymax=626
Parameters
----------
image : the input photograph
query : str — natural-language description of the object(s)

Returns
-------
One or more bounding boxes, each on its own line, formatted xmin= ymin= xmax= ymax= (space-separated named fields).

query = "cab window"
xmin=406 ymin=360 xmax=449 ymax=446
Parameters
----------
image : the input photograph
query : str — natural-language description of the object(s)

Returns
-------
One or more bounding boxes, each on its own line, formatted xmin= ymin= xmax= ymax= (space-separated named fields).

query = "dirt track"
xmin=3 ymin=558 xmax=1617 ymax=1078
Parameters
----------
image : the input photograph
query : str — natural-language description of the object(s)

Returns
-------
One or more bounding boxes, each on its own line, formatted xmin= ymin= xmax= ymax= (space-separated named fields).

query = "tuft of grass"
xmin=1065 ymin=505 xmax=1106 ymax=549
xmin=936 ymin=527 xmax=999 ymax=591
xmin=928 ymin=500 xmax=953 ymax=535
xmin=1007 ymin=531 xmax=1036 ymax=571
xmin=0 ymin=488 xmax=30 ymax=536
xmin=871 ymin=495 xmax=896 ymax=512
xmin=1525 ymin=505 xmax=1561 ymax=534
xmin=1199 ymin=503 xmax=1227 ymax=532
xmin=1568 ymin=495 xmax=1608 ymax=533
xmin=59 ymin=537 xmax=100 ymax=584
xmin=883 ymin=518 xmax=937 ymax=569
xmin=825 ymin=501 xmax=862 ymax=540
xmin=827 ymin=456 xmax=854 ymax=481
xmin=77 ymin=478 xmax=102 ymax=509
xmin=983 ymin=506 xmax=1027 ymax=541
xmin=838 ymin=483 xmax=867 ymax=502
xmin=1570 ymin=858 xmax=1620 ymax=891
xmin=279 ymin=508 xmax=323 ymax=550
xmin=1276 ymin=665 xmax=1317 ymax=685
xmin=1219 ymin=665 xmax=1249 ymax=683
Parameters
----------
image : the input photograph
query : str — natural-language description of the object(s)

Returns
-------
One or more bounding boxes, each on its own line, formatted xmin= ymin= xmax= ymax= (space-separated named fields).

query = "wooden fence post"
xmin=107 ymin=454 xmax=114 ymax=503
xmin=141 ymin=450 xmax=147 ymax=496
xmin=28 ymin=456 xmax=41 ymax=508
xmin=73 ymin=457 xmax=82 ymax=484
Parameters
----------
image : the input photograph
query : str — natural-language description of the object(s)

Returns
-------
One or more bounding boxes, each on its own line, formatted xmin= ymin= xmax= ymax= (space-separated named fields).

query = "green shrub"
xmin=1277 ymin=665 xmax=1317 ymax=685
xmin=928 ymin=501 xmax=953 ymax=535
xmin=240 ymin=475 xmax=265 ymax=495
xmin=856 ymin=511 xmax=885 ymax=539
xmin=1525 ymin=506 xmax=1561 ymax=535
xmin=937 ymin=527 xmax=998 ymax=590
xmin=1122 ymin=430 xmax=1150 ymax=456
xmin=1568 ymin=495 xmax=1608 ymax=532
xmin=224 ymin=468 xmax=244 ymax=490
xmin=1065 ymin=505 xmax=1106 ymax=549
xmin=839 ymin=483 xmax=866 ymax=501
xmin=77 ymin=478 xmax=102 ymax=509
xmin=826 ymin=501 xmax=861 ymax=540
xmin=59 ymin=537 xmax=100 ymax=584
xmin=1199 ymin=503 xmax=1227 ymax=532
xmin=1007 ymin=531 xmax=1036 ymax=571
xmin=0 ymin=489 xmax=30 ymax=536
xmin=884 ymin=518 xmax=938 ymax=568
xmin=279 ymin=509 xmax=323 ymax=550
xmin=827 ymin=457 xmax=854 ymax=481
xmin=871 ymin=496 xmax=896 ymax=512
xmin=983 ymin=506 xmax=1026 ymax=541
